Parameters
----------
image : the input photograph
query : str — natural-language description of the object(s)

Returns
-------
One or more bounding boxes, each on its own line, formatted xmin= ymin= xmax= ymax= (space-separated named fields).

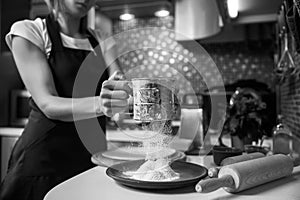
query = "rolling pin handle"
xmin=208 ymin=167 xmax=221 ymax=178
xmin=195 ymin=175 xmax=235 ymax=193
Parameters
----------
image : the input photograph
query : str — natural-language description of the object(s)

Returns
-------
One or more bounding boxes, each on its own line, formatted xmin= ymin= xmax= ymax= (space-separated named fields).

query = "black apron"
xmin=0 ymin=14 xmax=109 ymax=200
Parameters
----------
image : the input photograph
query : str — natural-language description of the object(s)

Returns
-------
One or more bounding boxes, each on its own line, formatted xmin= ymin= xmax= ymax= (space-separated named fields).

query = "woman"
xmin=0 ymin=0 xmax=130 ymax=199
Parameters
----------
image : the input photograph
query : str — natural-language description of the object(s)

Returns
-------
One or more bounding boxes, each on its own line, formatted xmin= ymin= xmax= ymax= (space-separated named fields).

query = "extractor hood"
xmin=175 ymin=0 xmax=222 ymax=41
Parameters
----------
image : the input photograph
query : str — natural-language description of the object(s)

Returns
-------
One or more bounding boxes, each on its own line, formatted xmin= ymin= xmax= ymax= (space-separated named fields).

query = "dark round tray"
xmin=106 ymin=160 xmax=208 ymax=190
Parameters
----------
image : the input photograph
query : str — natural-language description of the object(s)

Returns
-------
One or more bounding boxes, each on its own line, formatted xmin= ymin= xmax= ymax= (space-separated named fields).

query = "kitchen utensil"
xmin=221 ymin=152 xmax=265 ymax=166
xmin=244 ymin=145 xmax=270 ymax=155
xmin=106 ymin=160 xmax=207 ymax=189
xmin=208 ymin=152 xmax=265 ymax=178
xmin=212 ymin=146 xmax=243 ymax=166
xmin=196 ymin=154 xmax=294 ymax=193
xmin=131 ymin=78 xmax=176 ymax=122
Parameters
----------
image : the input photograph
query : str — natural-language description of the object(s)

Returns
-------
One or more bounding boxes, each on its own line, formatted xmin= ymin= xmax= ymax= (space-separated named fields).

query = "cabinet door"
xmin=1 ymin=136 xmax=18 ymax=181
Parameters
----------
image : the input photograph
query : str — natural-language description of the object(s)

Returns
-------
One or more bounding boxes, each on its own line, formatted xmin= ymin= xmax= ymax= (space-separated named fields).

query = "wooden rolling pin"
xmin=221 ymin=152 xmax=265 ymax=166
xmin=196 ymin=154 xmax=294 ymax=193
xmin=208 ymin=152 xmax=265 ymax=178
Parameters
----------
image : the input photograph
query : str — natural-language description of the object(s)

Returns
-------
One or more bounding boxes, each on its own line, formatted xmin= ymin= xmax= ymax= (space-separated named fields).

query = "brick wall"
xmin=280 ymin=55 xmax=300 ymax=138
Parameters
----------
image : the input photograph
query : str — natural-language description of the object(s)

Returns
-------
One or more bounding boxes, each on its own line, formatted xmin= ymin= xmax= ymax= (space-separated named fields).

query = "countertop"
xmin=0 ymin=127 xmax=257 ymax=151
xmin=44 ymin=156 xmax=300 ymax=200
xmin=0 ymin=127 xmax=24 ymax=137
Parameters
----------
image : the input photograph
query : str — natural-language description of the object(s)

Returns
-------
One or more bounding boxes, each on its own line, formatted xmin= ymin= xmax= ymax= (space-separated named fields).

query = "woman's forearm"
xmin=40 ymin=79 xmax=131 ymax=121
xmin=42 ymin=96 xmax=103 ymax=121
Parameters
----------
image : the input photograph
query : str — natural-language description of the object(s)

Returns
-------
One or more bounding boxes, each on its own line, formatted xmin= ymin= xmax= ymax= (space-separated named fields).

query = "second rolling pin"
xmin=208 ymin=152 xmax=265 ymax=177
xmin=196 ymin=154 xmax=294 ymax=193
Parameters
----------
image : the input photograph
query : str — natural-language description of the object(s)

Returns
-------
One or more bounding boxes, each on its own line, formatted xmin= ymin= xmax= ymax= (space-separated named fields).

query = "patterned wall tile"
xmin=113 ymin=16 xmax=275 ymax=101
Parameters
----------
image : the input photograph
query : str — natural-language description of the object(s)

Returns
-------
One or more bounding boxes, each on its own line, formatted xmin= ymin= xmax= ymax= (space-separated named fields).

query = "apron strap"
xmin=45 ymin=14 xmax=64 ymax=52
xmin=87 ymin=31 xmax=99 ymax=49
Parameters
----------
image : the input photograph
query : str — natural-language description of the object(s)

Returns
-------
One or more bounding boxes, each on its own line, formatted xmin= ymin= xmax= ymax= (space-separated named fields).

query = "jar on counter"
xmin=272 ymin=115 xmax=293 ymax=155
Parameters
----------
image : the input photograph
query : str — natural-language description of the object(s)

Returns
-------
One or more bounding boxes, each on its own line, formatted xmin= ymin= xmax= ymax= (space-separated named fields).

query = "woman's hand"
xmin=99 ymin=71 xmax=132 ymax=117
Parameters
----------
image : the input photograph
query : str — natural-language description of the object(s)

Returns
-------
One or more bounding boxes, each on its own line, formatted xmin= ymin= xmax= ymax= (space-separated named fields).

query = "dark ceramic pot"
xmin=212 ymin=146 xmax=243 ymax=166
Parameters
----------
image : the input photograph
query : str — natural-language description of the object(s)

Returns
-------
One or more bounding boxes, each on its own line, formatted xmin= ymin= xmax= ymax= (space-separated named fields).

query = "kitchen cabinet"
xmin=0 ymin=128 xmax=23 ymax=181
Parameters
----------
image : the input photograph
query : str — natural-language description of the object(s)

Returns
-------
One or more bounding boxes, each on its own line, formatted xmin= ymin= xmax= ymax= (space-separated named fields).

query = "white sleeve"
xmin=5 ymin=18 xmax=49 ymax=54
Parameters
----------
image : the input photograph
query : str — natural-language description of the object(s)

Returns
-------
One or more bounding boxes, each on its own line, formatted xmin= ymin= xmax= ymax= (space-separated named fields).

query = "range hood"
xmin=175 ymin=0 xmax=222 ymax=41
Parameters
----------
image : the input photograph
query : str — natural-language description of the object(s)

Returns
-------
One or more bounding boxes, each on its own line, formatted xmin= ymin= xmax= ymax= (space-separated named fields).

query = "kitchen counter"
xmin=44 ymin=156 xmax=300 ymax=200
xmin=0 ymin=127 xmax=23 ymax=137
xmin=0 ymin=124 xmax=229 ymax=145
xmin=0 ymin=127 xmax=23 ymax=181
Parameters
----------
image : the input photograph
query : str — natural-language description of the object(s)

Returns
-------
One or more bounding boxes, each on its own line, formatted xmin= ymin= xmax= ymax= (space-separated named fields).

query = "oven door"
xmin=10 ymin=90 xmax=30 ymax=127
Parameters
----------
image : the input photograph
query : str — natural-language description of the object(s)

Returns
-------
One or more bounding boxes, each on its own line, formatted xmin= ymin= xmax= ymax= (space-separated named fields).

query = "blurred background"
xmin=1 ymin=0 xmax=300 ymax=180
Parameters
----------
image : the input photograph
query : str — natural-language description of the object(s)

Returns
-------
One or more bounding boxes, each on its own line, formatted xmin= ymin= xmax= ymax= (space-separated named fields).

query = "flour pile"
xmin=124 ymin=120 xmax=180 ymax=182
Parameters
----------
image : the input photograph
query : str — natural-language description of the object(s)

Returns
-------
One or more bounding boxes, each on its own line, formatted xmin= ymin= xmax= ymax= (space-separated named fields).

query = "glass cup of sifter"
xmin=131 ymin=78 xmax=177 ymax=122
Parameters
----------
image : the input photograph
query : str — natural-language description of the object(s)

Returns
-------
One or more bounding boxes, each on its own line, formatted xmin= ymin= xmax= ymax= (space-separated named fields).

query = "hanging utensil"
xmin=275 ymin=28 xmax=296 ymax=81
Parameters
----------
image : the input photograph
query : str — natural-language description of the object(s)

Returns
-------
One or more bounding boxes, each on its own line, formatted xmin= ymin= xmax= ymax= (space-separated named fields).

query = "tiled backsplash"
xmin=113 ymin=16 xmax=275 ymax=101
xmin=202 ymin=42 xmax=275 ymax=88
xmin=113 ymin=16 xmax=208 ymax=99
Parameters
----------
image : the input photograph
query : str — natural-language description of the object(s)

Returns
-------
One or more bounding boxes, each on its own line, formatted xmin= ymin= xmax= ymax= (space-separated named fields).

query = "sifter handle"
xmin=195 ymin=175 xmax=235 ymax=193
